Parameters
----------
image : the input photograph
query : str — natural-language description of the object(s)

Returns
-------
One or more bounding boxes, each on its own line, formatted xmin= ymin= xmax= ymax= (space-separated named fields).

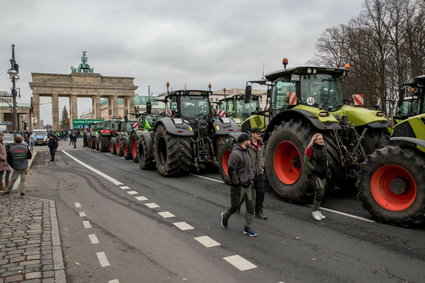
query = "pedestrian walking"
xmin=29 ymin=132 xmax=36 ymax=152
xmin=83 ymin=130 xmax=88 ymax=147
xmin=3 ymin=135 xmax=32 ymax=196
xmin=220 ymin=133 xmax=257 ymax=237
xmin=247 ymin=128 xmax=268 ymax=220
xmin=304 ymin=133 xmax=328 ymax=221
xmin=0 ymin=132 xmax=11 ymax=190
xmin=72 ymin=131 xmax=78 ymax=148
xmin=48 ymin=133 xmax=59 ymax=161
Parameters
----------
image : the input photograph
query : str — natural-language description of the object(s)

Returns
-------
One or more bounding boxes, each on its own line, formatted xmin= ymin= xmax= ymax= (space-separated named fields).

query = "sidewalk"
xmin=0 ymin=149 xmax=66 ymax=283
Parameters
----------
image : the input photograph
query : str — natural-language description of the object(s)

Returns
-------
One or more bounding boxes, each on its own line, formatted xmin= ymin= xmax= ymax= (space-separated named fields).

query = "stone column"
xmin=128 ymin=95 xmax=135 ymax=119
xmin=70 ymin=95 xmax=78 ymax=127
xmin=123 ymin=97 xmax=129 ymax=118
xmin=52 ymin=94 xmax=59 ymax=130
xmin=92 ymin=96 xmax=101 ymax=119
xmin=111 ymin=96 xmax=118 ymax=118
xmin=32 ymin=93 xmax=40 ymax=129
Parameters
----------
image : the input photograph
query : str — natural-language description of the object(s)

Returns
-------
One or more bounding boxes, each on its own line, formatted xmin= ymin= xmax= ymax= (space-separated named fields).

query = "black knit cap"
xmin=250 ymin=127 xmax=261 ymax=134
xmin=237 ymin=133 xmax=250 ymax=143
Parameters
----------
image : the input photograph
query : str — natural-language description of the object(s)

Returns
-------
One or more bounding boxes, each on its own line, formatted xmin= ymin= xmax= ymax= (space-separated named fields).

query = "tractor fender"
xmin=364 ymin=121 xmax=391 ymax=128
xmin=390 ymin=137 xmax=425 ymax=152
xmin=155 ymin=117 xmax=195 ymax=137
xmin=140 ymin=132 xmax=155 ymax=159
xmin=213 ymin=117 xmax=240 ymax=136
xmin=263 ymin=109 xmax=341 ymax=141
xmin=226 ymin=132 xmax=245 ymax=143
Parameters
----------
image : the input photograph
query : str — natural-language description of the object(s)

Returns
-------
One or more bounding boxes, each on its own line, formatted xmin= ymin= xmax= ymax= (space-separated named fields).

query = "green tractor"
xmin=87 ymin=121 xmax=102 ymax=150
xmin=93 ymin=119 xmax=121 ymax=152
xmin=219 ymin=59 xmax=389 ymax=203
xmin=357 ymin=75 xmax=425 ymax=226
xmin=138 ymin=88 xmax=240 ymax=176
xmin=216 ymin=94 xmax=265 ymax=130
xmin=110 ymin=119 xmax=135 ymax=159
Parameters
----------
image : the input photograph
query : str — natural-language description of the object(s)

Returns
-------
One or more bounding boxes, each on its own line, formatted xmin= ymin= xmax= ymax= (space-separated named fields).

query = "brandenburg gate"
xmin=29 ymin=52 xmax=137 ymax=129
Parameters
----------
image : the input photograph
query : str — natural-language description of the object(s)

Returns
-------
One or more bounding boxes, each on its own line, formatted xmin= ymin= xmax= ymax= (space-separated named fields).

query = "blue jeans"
xmin=0 ymin=170 xmax=11 ymax=187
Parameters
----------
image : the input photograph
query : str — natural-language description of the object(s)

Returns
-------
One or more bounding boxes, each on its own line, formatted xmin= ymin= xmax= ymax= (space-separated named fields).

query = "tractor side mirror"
xmin=146 ymin=101 xmax=152 ymax=114
xmin=245 ymin=85 xmax=252 ymax=103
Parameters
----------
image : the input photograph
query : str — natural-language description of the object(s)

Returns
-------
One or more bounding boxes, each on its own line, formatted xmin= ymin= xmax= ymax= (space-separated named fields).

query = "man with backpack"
xmin=48 ymin=133 xmax=59 ymax=161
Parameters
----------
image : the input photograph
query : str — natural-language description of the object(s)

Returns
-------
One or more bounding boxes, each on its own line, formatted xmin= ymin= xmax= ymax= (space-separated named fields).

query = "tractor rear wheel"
xmin=110 ymin=138 xmax=117 ymax=154
xmin=218 ymin=138 xmax=236 ymax=184
xmin=99 ymin=136 xmax=110 ymax=152
xmin=123 ymin=138 xmax=132 ymax=160
xmin=154 ymin=124 xmax=192 ymax=176
xmin=357 ymin=146 xmax=425 ymax=227
xmin=117 ymin=139 xmax=124 ymax=156
xmin=138 ymin=135 xmax=155 ymax=170
xmin=131 ymin=133 xmax=139 ymax=163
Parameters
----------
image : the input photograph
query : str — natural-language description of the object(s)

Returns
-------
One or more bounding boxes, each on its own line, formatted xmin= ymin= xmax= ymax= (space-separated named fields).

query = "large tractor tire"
xmin=138 ymin=135 xmax=155 ymax=170
xmin=154 ymin=124 xmax=192 ymax=176
xmin=122 ymin=138 xmax=132 ymax=160
xmin=357 ymin=146 xmax=425 ymax=227
xmin=110 ymin=137 xmax=117 ymax=154
xmin=265 ymin=119 xmax=315 ymax=202
xmin=99 ymin=135 xmax=110 ymax=152
xmin=130 ymin=133 xmax=139 ymax=163
xmin=362 ymin=127 xmax=390 ymax=155
xmin=218 ymin=138 xmax=236 ymax=184
xmin=117 ymin=138 xmax=125 ymax=156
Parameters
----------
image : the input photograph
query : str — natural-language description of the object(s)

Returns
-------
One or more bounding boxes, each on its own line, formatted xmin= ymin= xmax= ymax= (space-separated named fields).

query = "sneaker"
xmin=243 ymin=228 xmax=257 ymax=237
xmin=2 ymin=191 xmax=10 ymax=196
xmin=255 ymin=212 xmax=268 ymax=220
xmin=221 ymin=212 xmax=228 ymax=229
xmin=318 ymin=211 xmax=326 ymax=220
xmin=20 ymin=193 xmax=25 ymax=197
xmin=312 ymin=210 xmax=322 ymax=221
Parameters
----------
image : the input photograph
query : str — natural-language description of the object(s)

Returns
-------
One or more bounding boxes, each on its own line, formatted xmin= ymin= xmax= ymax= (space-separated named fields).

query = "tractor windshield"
xmin=300 ymin=74 xmax=344 ymax=111
xmin=181 ymin=95 xmax=210 ymax=119
xmin=397 ymin=84 xmax=423 ymax=118
xmin=218 ymin=99 xmax=234 ymax=116
xmin=236 ymin=99 xmax=259 ymax=118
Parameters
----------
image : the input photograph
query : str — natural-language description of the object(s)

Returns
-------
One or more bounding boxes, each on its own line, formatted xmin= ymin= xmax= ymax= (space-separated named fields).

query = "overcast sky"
xmin=0 ymin=0 xmax=363 ymax=124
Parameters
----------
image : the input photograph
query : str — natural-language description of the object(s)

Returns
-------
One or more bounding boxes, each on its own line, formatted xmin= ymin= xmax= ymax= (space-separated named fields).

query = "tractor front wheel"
xmin=357 ymin=146 xmax=425 ymax=227
xmin=138 ymin=135 xmax=155 ymax=170
xmin=218 ymin=138 xmax=236 ymax=184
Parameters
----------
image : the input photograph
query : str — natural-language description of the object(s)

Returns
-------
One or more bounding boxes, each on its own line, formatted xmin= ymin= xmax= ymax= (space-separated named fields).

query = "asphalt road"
xmin=26 ymin=141 xmax=425 ymax=283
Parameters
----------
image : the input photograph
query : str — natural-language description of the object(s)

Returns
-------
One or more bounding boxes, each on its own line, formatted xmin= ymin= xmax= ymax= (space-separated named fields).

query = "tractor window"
xmin=167 ymin=96 xmax=178 ymax=116
xmin=238 ymin=100 xmax=259 ymax=118
xmin=181 ymin=95 xmax=210 ymax=119
xmin=272 ymin=80 xmax=296 ymax=113
xmin=300 ymin=74 xmax=343 ymax=111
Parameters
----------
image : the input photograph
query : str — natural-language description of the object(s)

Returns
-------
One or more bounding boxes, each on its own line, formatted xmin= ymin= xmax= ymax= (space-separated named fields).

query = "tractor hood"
xmin=330 ymin=105 xmax=388 ymax=127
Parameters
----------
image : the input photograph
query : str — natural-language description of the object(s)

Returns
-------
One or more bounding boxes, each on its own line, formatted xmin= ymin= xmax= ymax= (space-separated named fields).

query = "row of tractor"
xmin=87 ymin=60 xmax=425 ymax=228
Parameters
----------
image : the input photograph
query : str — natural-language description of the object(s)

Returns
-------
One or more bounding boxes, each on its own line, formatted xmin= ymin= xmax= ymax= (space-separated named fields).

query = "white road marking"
xmin=79 ymin=212 xmax=86 ymax=217
xmin=106 ymin=153 xmax=113 ymax=157
xmin=158 ymin=211 xmax=175 ymax=218
xmin=88 ymin=234 xmax=99 ymax=244
xmin=108 ymin=280 xmax=120 ymax=283
xmin=145 ymin=203 xmax=160 ymax=208
xmin=127 ymin=191 xmax=138 ymax=195
xmin=223 ymin=255 xmax=257 ymax=271
xmin=120 ymin=186 xmax=130 ymax=190
xmin=194 ymin=236 xmax=220 ymax=248
xmin=192 ymin=173 xmax=376 ymax=224
xmin=173 ymin=221 xmax=194 ymax=231
xmin=135 ymin=196 xmax=148 ymax=201
xmin=83 ymin=221 xmax=92 ymax=229
xmin=74 ymin=202 xmax=81 ymax=208
xmin=307 ymin=205 xmax=376 ymax=223
xmin=62 ymin=151 xmax=123 ymax=185
xmin=190 ymin=174 xmax=224 ymax=184
xmin=96 ymin=252 xmax=111 ymax=267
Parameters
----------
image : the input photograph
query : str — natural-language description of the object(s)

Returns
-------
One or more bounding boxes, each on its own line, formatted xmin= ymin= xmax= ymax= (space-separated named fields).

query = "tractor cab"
xmin=165 ymin=90 xmax=212 ymax=121
xmin=395 ymin=75 xmax=425 ymax=120
xmin=217 ymin=95 xmax=260 ymax=120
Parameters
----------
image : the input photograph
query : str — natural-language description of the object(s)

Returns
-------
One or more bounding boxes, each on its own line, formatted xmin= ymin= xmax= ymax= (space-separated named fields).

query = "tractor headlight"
xmin=173 ymin=118 xmax=183 ymax=124
xmin=233 ymin=118 xmax=241 ymax=124
xmin=221 ymin=117 xmax=230 ymax=124
xmin=376 ymin=112 xmax=385 ymax=117
xmin=319 ymin=112 xmax=329 ymax=117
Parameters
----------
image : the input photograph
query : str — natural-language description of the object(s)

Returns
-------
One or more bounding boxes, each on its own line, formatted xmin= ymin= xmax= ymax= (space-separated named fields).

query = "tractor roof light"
xmin=319 ymin=112 xmax=329 ymax=117
xmin=312 ymin=68 xmax=317 ymax=74
xmin=307 ymin=68 xmax=312 ymax=74
xmin=344 ymin=64 xmax=351 ymax=69
xmin=282 ymin=58 xmax=289 ymax=69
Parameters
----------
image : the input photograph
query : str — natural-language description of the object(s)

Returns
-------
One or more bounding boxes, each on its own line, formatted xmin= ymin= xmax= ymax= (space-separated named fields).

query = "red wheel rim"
xmin=273 ymin=141 xmax=301 ymax=185
xmin=221 ymin=150 xmax=231 ymax=176
xmin=370 ymin=164 xmax=417 ymax=211
xmin=132 ymin=138 xmax=137 ymax=157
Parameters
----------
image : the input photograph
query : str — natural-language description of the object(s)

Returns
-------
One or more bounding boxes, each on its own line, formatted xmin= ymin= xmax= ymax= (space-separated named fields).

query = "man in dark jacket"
xmin=48 ymin=133 xmax=59 ymax=161
xmin=247 ymin=127 xmax=268 ymax=220
xmin=220 ymin=133 xmax=257 ymax=237
xmin=3 ymin=135 xmax=32 ymax=196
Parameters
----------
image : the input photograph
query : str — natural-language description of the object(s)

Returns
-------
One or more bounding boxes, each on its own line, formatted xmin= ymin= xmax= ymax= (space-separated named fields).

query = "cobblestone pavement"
xmin=0 ymin=149 xmax=65 ymax=283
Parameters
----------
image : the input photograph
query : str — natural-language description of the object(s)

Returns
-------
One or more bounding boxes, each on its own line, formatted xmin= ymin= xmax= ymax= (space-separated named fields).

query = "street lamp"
xmin=7 ymin=44 xmax=19 ymax=136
